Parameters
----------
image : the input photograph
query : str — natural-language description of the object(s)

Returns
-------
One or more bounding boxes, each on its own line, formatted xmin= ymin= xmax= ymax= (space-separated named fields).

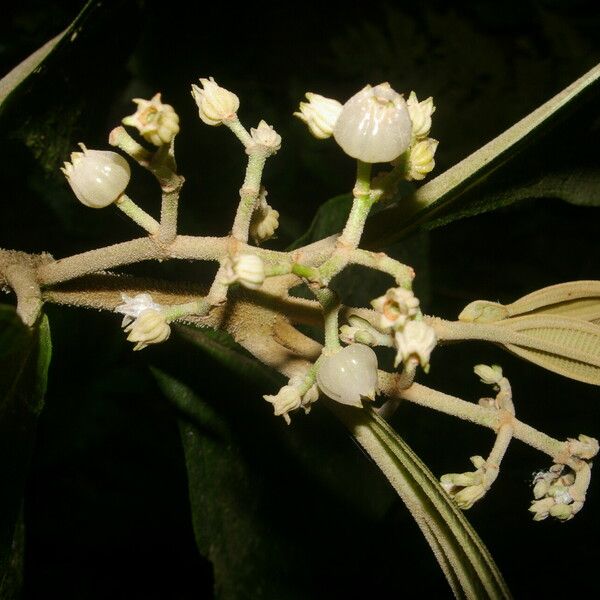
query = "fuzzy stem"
xmin=115 ymin=195 xmax=160 ymax=235
xmin=225 ymin=116 xmax=253 ymax=148
xmin=399 ymin=382 xmax=565 ymax=459
xmin=162 ymin=299 xmax=210 ymax=321
xmin=350 ymin=249 xmax=414 ymax=288
xmin=231 ymin=150 xmax=268 ymax=242
xmin=2 ymin=264 xmax=42 ymax=326
xmin=314 ymin=287 xmax=341 ymax=349
xmin=109 ymin=127 xmax=152 ymax=165
xmin=338 ymin=161 xmax=373 ymax=249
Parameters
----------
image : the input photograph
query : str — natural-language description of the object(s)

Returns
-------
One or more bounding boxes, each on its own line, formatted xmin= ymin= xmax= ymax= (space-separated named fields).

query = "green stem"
xmin=162 ymin=299 xmax=210 ymax=321
xmin=115 ymin=195 xmax=160 ymax=235
xmin=338 ymin=160 xmax=373 ymax=249
xmin=225 ymin=116 xmax=253 ymax=148
xmin=231 ymin=150 xmax=268 ymax=242
xmin=314 ymin=288 xmax=341 ymax=349
xmin=350 ymin=249 xmax=414 ymax=288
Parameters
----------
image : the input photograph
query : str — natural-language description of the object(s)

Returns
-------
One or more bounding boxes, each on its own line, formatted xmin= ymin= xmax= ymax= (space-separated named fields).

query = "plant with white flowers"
xmin=2 ymin=67 xmax=600 ymax=600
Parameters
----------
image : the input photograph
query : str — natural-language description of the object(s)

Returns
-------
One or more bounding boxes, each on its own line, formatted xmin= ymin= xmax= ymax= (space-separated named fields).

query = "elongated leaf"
xmin=330 ymin=403 xmax=511 ymax=599
xmin=362 ymin=62 xmax=600 ymax=248
xmin=0 ymin=307 xmax=52 ymax=596
xmin=460 ymin=281 xmax=600 ymax=324
xmin=494 ymin=315 xmax=600 ymax=385
xmin=0 ymin=1 xmax=96 ymax=115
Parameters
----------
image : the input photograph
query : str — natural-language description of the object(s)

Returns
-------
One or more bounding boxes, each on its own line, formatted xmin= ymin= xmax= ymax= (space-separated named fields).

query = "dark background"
xmin=1 ymin=0 xmax=599 ymax=598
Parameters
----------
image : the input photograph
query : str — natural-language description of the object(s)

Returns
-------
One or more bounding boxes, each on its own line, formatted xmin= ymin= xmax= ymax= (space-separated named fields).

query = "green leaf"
xmin=331 ymin=404 xmax=512 ymax=600
xmin=362 ymin=62 xmax=600 ymax=248
xmin=0 ymin=1 xmax=96 ymax=117
xmin=288 ymin=193 xmax=353 ymax=249
xmin=0 ymin=306 xmax=52 ymax=597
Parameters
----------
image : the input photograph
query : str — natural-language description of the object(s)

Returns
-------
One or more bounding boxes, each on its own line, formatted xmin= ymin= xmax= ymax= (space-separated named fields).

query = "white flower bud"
xmin=223 ymin=254 xmax=265 ymax=290
xmin=115 ymin=292 xmax=162 ymax=327
xmin=122 ymin=93 xmax=180 ymax=146
xmin=567 ymin=434 xmax=599 ymax=460
xmin=371 ymin=287 xmax=420 ymax=331
xmin=294 ymin=92 xmax=342 ymax=139
xmin=333 ymin=82 xmax=412 ymax=163
xmin=316 ymin=344 xmax=378 ymax=407
xmin=394 ymin=320 xmax=437 ymax=369
xmin=249 ymin=120 xmax=282 ymax=154
xmin=191 ymin=77 xmax=239 ymax=126
xmin=249 ymin=189 xmax=279 ymax=244
xmin=61 ymin=144 xmax=130 ymax=208
xmin=123 ymin=308 xmax=170 ymax=351
xmin=264 ymin=385 xmax=303 ymax=425
xmin=406 ymin=91 xmax=435 ymax=140
xmin=405 ymin=138 xmax=439 ymax=181
xmin=474 ymin=364 xmax=503 ymax=385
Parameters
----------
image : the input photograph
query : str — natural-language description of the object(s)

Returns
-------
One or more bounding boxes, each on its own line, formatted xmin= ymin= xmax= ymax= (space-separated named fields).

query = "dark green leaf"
xmin=0 ymin=307 xmax=51 ymax=597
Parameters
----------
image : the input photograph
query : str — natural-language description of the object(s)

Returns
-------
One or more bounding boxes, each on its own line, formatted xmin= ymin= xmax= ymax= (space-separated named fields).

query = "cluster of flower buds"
xmin=222 ymin=254 xmax=266 ymax=290
xmin=122 ymin=93 xmax=180 ymax=147
xmin=62 ymin=144 xmax=131 ymax=209
xmin=249 ymin=189 xmax=279 ymax=245
xmin=370 ymin=287 xmax=437 ymax=371
xmin=264 ymin=375 xmax=319 ymax=425
xmin=339 ymin=315 xmax=394 ymax=347
xmin=440 ymin=455 xmax=497 ymax=509
xmin=294 ymin=84 xmax=438 ymax=179
xmin=530 ymin=434 xmax=598 ymax=521
xmin=115 ymin=293 xmax=170 ymax=351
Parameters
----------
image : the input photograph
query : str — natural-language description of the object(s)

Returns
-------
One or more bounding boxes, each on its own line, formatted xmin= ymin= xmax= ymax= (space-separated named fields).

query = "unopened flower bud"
xmin=61 ymin=144 xmax=130 ymax=208
xmin=316 ymin=344 xmax=378 ymax=407
xmin=405 ymin=138 xmax=439 ymax=181
xmin=249 ymin=190 xmax=279 ymax=244
xmin=394 ymin=320 xmax=437 ymax=369
xmin=191 ymin=77 xmax=239 ymax=126
xmin=474 ymin=364 xmax=503 ymax=385
xmin=223 ymin=254 xmax=265 ymax=290
xmin=249 ymin=120 xmax=281 ymax=154
xmin=264 ymin=385 xmax=303 ymax=424
xmin=333 ymin=83 xmax=412 ymax=163
xmin=294 ymin=92 xmax=342 ymax=139
xmin=406 ymin=91 xmax=435 ymax=140
xmin=123 ymin=308 xmax=170 ymax=351
xmin=122 ymin=93 xmax=180 ymax=146
xmin=567 ymin=434 xmax=599 ymax=460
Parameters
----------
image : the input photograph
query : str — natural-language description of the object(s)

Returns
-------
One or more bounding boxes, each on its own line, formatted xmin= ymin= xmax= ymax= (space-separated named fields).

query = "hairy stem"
xmin=115 ymin=195 xmax=160 ymax=234
xmin=338 ymin=160 xmax=373 ymax=248
xmin=231 ymin=150 xmax=268 ymax=242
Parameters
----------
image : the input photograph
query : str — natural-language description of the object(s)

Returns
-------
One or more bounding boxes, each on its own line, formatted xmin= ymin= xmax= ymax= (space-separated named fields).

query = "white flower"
xmin=371 ymin=287 xmax=420 ymax=331
xmin=264 ymin=385 xmax=303 ymax=425
xmin=249 ymin=120 xmax=281 ymax=154
xmin=405 ymin=138 xmax=439 ymax=181
xmin=191 ymin=77 xmax=239 ymax=126
xmin=394 ymin=320 xmax=437 ymax=369
xmin=115 ymin=292 xmax=162 ymax=327
xmin=249 ymin=189 xmax=279 ymax=244
xmin=406 ymin=91 xmax=435 ymax=140
xmin=223 ymin=254 xmax=265 ymax=290
xmin=294 ymin=92 xmax=342 ymax=139
xmin=122 ymin=93 xmax=180 ymax=146
xmin=316 ymin=344 xmax=378 ymax=407
xmin=333 ymin=82 xmax=412 ymax=163
xmin=123 ymin=308 xmax=170 ymax=351
xmin=61 ymin=144 xmax=130 ymax=208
